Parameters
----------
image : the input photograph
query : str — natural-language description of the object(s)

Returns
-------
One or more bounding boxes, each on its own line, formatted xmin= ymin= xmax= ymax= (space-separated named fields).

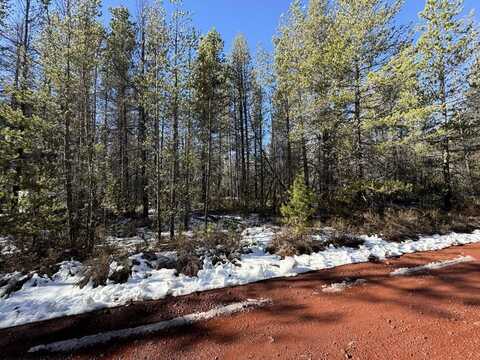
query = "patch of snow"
xmin=321 ymin=279 xmax=367 ymax=293
xmin=390 ymin=256 xmax=475 ymax=276
xmin=0 ymin=236 xmax=19 ymax=256
xmin=0 ymin=229 xmax=479 ymax=329
xmin=242 ymin=226 xmax=278 ymax=248
xmin=105 ymin=232 xmax=157 ymax=253
xmin=28 ymin=298 xmax=271 ymax=353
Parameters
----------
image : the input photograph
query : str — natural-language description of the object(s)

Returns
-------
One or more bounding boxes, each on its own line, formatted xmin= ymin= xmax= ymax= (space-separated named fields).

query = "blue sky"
xmin=102 ymin=0 xmax=479 ymax=53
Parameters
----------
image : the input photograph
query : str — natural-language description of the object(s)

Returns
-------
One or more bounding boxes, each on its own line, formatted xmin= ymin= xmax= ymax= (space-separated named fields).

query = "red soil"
xmin=3 ymin=243 xmax=480 ymax=360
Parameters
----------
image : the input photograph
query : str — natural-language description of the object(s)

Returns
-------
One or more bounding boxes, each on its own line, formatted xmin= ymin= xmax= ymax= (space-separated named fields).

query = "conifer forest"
xmin=1 ymin=0 xmax=480 ymax=282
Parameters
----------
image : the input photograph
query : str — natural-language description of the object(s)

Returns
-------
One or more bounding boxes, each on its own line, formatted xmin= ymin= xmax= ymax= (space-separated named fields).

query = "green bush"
xmin=280 ymin=174 xmax=316 ymax=235
xmin=336 ymin=179 xmax=413 ymax=210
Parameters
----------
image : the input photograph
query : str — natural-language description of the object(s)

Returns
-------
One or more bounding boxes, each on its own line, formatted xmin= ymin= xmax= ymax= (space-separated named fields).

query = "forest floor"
xmin=2 ymin=242 xmax=480 ymax=359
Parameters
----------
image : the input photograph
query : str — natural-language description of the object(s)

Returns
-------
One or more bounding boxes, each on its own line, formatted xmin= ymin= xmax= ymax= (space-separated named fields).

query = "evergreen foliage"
xmin=0 ymin=0 xmax=479 ymax=260
xmin=280 ymin=174 xmax=316 ymax=234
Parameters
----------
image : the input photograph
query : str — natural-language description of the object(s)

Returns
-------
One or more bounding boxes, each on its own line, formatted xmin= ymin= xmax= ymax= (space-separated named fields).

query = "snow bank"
xmin=0 ymin=228 xmax=479 ymax=329
xmin=29 ymin=298 xmax=271 ymax=353
xmin=390 ymin=256 xmax=475 ymax=276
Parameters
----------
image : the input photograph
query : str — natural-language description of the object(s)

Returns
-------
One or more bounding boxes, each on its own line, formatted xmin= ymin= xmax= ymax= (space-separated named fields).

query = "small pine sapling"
xmin=280 ymin=173 xmax=316 ymax=235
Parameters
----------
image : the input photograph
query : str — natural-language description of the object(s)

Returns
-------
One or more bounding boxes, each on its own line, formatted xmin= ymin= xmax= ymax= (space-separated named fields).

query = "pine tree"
xmin=192 ymin=29 xmax=226 ymax=230
xmin=104 ymin=7 xmax=136 ymax=215
xmin=75 ymin=0 xmax=103 ymax=249
xmin=143 ymin=0 xmax=169 ymax=240
xmin=0 ymin=0 xmax=6 ymax=25
xmin=280 ymin=173 xmax=316 ymax=235
xmin=299 ymin=0 xmax=336 ymax=196
xmin=253 ymin=45 xmax=275 ymax=209
xmin=334 ymin=0 xmax=405 ymax=181
xmin=274 ymin=0 xmax=306 ymax=189
xmin=39 ymin=0 xmax=104 ymax=249
xmin=161 ymin=0 xmax=196 ymax=239
xmin=365 ymin=44 xmax=433 ymax=194
xmin=0 ymin=0 xmax=9 ymax=64
xmin=136 ymin=1 xmax=149 ymax=220
xmin=417 ymin=0 xmax=478 ymax=209
xmin=0 ymin=95 xmax=61 ymax=252
xmin=458 ymin=49 xmax=480 ymax=192
xmin=40 ymin=0 xmax=78 ymax=246
xmin=1 ymin=0 xmax=480 ymax=264
xmin=230 ymin=34 xmax=253 ymax=208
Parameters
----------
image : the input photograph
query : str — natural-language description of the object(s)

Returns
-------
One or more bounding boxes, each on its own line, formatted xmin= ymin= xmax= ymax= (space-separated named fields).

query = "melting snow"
xmin=321 ymin=279 xmax=367 ymax=293
xmin=0 ymin=228 xmax=479 ymax=329
xmin=28 ymin=298 xmax=271 ymax=353
xmin=390 ymin=256 xmax=475 ymax=276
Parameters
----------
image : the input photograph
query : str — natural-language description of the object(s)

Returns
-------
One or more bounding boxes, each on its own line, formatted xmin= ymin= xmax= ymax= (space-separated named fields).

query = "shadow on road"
xmin=3 ymin=245 xmax=479 ymax=359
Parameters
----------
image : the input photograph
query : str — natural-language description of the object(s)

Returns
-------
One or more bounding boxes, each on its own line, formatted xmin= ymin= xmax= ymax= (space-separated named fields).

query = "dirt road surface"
xmin=2 ymin=243 xmax=480 ymax=360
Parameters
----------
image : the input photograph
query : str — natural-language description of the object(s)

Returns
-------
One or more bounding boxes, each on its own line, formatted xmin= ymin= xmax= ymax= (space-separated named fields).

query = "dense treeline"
xmin=1 ymin=0 xmax=479 ymax=254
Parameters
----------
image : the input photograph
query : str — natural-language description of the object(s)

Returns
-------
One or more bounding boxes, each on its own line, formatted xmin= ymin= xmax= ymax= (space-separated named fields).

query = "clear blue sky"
xmin=102 ymin=0 xmax=479 ymax=54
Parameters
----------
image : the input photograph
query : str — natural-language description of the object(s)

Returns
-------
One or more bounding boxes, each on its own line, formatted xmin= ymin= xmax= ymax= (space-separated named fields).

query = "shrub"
xmin=111 ymin=219 xmax=138 ymax=238
xmin=460 ymin=198 xmax=480 ymax=217
xmin=0 ymin=273 xmax=33 ymax=298
xmin=322 ymin=233 xmax=364 ymax=249
xmin=174 ymin=226 xmax=243 ymax=277
xmin=267 ymin=228 xmax=323 ymax=258
xmin=176 ymin=253 xmax=202 ymax=277
xmin=175 ymin=234 xmax=203 ymax=277
xmin=0 ymin=243 xmax=74 ymax=277
xmin=267 ymin=227 xmax=365 ymax=258
xmin=324 ymin=208 xmax=480 ymax=243
xmin=77 ymin=245 xmax=132 ymax=288
xmin=108 ymin=258 xmax=133 ymax=284
xmin=280 ymin=174 xmax=316 ymax=235
xmin=336 ymin=180 xmax=413 ymax=211
xmin=202 ymin=227 xmax=242 ymax=265
xmin=77 ymin=252 xmax=111 ymax=289
xmin=377 ymin=209 xmax=480 ymax=241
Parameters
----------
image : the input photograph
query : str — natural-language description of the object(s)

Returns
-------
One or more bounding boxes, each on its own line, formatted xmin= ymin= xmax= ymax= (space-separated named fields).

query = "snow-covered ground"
xmin=104 ymin=233 xmax=156 ymax=253
xmin=103 ymin=214 xmax=262 ymax=253
xmin=0 ymin=227 xmax=479 ymax=329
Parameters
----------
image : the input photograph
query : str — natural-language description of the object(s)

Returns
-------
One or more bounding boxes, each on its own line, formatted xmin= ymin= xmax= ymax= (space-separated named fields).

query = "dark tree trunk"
xmin=139 ymin=25 xmax=149 ymax=219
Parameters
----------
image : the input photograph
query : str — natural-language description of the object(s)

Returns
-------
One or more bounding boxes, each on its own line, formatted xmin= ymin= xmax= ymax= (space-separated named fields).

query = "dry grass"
xmin=77 ymin=250 xmax=111 ymax=289
xmin=174 ymin=234 xmax=202 ymax=277
xmin=322 ymin=207 xmax=480 ymax=243
xmin=77 ymin=245 xmax=132 ymax=289
xmin=201 ymin=230 xmax=243 ymax=265
xmin=173 ymin=228 xmax=243 ymax=277
xmin=0 ymin=245 xmax=83 ymax=278
xmin=267 ymin=228 xmax=364 ymax=258
xmin=322 ymin=232 xmax=365 ymax=249
xmin=267 ymin=229 xmax=321 ymax=258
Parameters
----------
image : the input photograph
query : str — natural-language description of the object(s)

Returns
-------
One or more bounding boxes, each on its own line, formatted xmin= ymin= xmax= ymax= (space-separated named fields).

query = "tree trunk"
xmin=354 ymin=62 xmax=364 ymax=180
xmin=440 ymin=69 xmax=452 ymax=210
xmin=64 ymin=0 xmax=76 ymax=248
xmin=204 ymin=99 xmax=213 ymax=231
xmin=169 ymin=22 xmax=180 ymax=240
xmin=285 ymin=97 xmax=293 ymax=186
xmin=139 ymin=25 xmax=149 ymax=219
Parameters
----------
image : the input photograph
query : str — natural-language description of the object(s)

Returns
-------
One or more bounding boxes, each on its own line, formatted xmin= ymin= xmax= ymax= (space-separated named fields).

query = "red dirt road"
xmin=4 ymin=243 xmax=480 ymax=360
